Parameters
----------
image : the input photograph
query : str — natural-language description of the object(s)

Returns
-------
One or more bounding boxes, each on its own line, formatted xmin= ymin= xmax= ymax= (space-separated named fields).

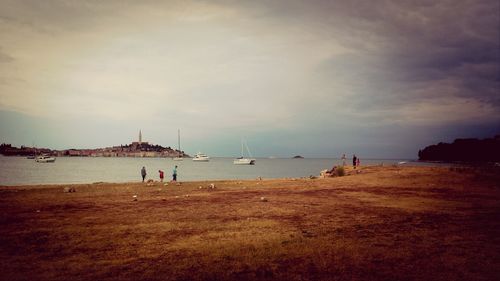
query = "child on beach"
xmin=158 ymin=170 xmax=164 ymax=182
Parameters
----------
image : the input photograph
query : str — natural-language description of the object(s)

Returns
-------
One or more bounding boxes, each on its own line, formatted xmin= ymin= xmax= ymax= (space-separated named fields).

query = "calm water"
xmin=0 ymin=156 xmax=437 ymax=186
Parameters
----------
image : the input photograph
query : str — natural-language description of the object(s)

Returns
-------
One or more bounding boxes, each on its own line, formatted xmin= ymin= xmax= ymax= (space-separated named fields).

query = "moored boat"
xmin=192 ymin=152 xmax=210 ymax=162
xmin=233 ymin=138 xmax=255 ymax=165
xmin=35 ymin=155 xmax=56 ymax=163
xmin=233 ymin=157 xmax=255 ymax=165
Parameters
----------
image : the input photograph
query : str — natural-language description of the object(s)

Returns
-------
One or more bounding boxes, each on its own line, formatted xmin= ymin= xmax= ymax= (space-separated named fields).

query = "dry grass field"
xmin=0 ymin=166 xmax=499 ymax=281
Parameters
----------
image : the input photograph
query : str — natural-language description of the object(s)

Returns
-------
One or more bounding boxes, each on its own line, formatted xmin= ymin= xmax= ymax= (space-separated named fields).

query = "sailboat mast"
xmin=178 ymin=129 xmax=181 ymax=156
xmin=241 ymin=138 xmax=244 ymax=157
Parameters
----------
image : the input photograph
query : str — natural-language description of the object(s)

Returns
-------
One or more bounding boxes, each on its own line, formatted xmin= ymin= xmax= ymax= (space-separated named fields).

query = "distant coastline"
xmin=0 ymin=142 xmax=189 ymax=158
xmin=0 ymin=130 xmax=189 ymax=158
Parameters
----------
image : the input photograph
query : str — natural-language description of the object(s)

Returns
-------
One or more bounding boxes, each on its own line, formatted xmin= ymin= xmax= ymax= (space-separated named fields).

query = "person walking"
xmin=172 ymin=165 xmax=178 ymax=182
xmin=158 ymin=170 xmax=164 ymax=182
xmin=141 ymin=166 xmax=147 ymax=182
xmin=341 ymin=154 xmax=347 ymax=166
xmin=352 ymin=154 xmax=357 ymax=169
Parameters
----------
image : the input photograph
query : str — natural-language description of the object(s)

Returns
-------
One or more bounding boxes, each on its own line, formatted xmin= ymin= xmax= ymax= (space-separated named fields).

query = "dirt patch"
xmin=0 ymin=166 xmax=499 ymax=281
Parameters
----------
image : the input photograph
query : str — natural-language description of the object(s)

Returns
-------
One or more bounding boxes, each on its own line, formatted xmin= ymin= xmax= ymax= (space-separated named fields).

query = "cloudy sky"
xmin=0 ymin=0 xmax=499 ymax=158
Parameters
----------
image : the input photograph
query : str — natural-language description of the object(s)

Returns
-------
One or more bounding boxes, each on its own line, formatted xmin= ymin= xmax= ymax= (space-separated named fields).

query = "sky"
xmin=0 ymin=0 xmax=499 ymax=158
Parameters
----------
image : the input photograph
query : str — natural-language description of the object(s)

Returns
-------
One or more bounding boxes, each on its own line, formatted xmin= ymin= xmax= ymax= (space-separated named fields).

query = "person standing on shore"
xmin=172 ymin=165 xmax=178 ymax=182
xmin=341 ymin=154 xmax=347 ymax=166
xmin=158 ymin=170 xmax=164 ymax=182
xmin=356 ymin=157 xmax=360 ymax=168
xmin=352 ymin=154 xmax=357 ymax=169
xmin=141 ymin=166 xmax=147 ymax=182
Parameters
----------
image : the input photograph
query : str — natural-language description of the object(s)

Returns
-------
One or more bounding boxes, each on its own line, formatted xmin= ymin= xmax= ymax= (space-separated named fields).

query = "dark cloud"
xmin=299 ymin=0 xmax=500 ymax=111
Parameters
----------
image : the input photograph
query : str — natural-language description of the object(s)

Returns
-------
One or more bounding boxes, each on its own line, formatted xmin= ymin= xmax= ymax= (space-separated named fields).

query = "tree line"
xmin=418 ymin=135 xmax=500 ymax=162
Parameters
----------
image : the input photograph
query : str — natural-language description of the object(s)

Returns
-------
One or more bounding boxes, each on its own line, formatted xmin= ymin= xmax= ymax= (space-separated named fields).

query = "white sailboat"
xmin=234 ymin=138 xmax=255 ymax=165
xmin=173 ymin=129 xmax=183 ymax=161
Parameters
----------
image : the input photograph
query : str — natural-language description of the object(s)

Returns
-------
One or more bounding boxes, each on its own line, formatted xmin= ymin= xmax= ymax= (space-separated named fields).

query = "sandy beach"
xmin=0 ymin=165 xmax=499 ymax=281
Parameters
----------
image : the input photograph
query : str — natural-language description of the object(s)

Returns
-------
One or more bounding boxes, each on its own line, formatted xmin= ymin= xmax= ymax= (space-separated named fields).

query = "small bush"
xmin=336 ymin=166 xmax=345 ymax=177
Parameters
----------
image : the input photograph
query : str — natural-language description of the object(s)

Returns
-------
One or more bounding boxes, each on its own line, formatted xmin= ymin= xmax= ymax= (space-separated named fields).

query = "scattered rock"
xmin=198 ymin=186 xmax=203 ymax=189
xmin=209 ymin=183 xmax=216 ymax=189
xmin=260 ymin=197 xmax=268 ymax=202
xmin=184 ymin=194 xmax=190 ymax=198
xmin=161 ymin=198 xmax=166 ymax=201
xmin=175 ymin=196 xmax=179 ymax=199
xmin=35 ymin=210 xmax=40 ymax=213
xmin=164 ymin=183 xmax=169 ymax=186
xmin=176 ymin=182 xmax=182 ymax=186
xmin=147 ymin=179 xmax=154 ymax=183
xmin=63 ymin=187 xmax=76 ymax=193
xmin=302 ymin=230 xmax=315 ymax=237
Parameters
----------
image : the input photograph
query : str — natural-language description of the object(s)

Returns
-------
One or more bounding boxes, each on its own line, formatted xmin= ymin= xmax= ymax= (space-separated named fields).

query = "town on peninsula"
xmin=0 ymin=130 xmax=188 ymax=158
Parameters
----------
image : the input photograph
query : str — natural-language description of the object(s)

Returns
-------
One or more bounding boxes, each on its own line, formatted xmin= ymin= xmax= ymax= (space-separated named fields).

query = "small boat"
xmin=234 ymin=157 xmax=255 ymax=165
xmin=233 ymin=138 xmax=255 ymax=165
xmin=35 ymin=155 xmax=56 ymax=163
xmin=192 ymin=152 xmax=210 ymax=162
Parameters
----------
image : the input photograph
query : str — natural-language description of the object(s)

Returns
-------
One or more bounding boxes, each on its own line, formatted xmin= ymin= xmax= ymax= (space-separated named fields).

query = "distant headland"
xmin=0 ymin=130 xmax=188 ymax=158
xmin=418 ymin=135 xmax=500 ymax=162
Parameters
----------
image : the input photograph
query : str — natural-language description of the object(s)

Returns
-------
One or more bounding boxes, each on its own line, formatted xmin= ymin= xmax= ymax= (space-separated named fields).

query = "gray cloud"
xmin=0 ymin=0 xmax=498 ymax=157
xmin=297 ymin=0 xmax=500 ymax=113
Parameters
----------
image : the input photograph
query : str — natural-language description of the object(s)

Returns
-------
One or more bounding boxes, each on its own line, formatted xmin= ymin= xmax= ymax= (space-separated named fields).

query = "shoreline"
xmin=0 ymin=164 xmax=455 ymax=187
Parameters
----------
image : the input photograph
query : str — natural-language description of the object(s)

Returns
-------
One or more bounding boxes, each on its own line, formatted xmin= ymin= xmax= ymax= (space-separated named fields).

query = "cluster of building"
xmin=1 ymin=131 xmax=188 ymax=158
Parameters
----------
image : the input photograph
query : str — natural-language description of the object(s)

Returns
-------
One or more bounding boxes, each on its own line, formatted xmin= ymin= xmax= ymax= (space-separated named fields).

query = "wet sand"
xmin=0 ymin=166 xmax=499 ymax=281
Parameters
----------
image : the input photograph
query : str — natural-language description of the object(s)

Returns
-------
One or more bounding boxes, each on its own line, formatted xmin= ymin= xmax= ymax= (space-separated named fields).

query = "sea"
xmin=0 ymin=156 xmax=447 ymax=186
